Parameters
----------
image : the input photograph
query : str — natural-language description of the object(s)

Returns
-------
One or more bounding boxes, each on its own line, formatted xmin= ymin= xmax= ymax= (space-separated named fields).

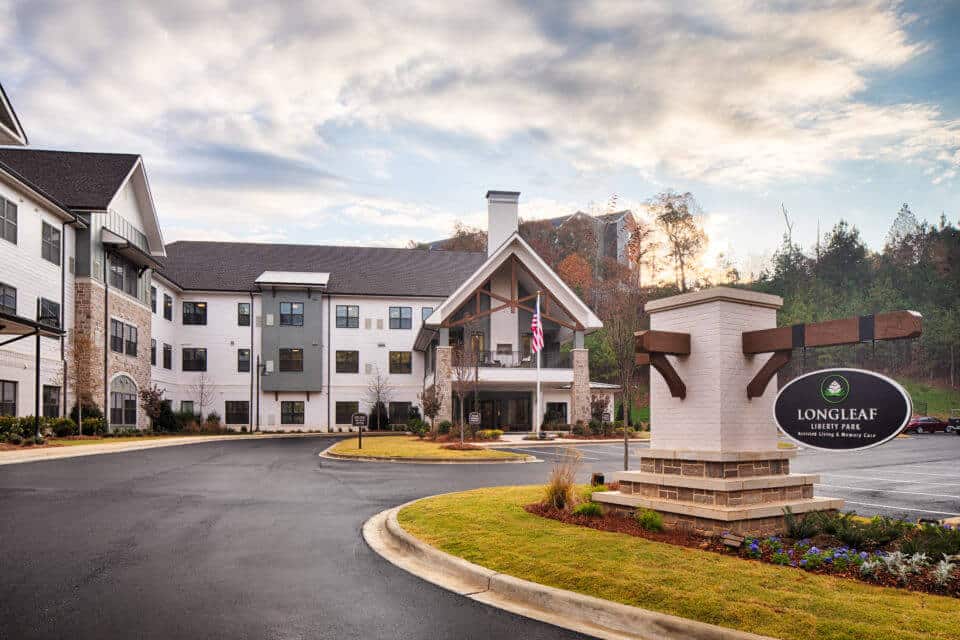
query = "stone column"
xmin=435 ymin=346 xmax=453 ymax=422
xmin=593 ymin=287 xmax=842 ymax=536
xmin=570 ymin=348 xmax=590 ymax=423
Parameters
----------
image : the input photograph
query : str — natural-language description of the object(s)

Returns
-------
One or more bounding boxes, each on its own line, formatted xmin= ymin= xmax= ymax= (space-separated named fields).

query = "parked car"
xmin=947 ymin=410 xmax=960 ymax=434
xmin=904 ymin=416 xmax=949 ymax=434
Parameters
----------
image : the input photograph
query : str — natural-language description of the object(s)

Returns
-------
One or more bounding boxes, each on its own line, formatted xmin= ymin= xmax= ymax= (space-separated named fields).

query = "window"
xmin=421 ymin=306 xmax=434 ymax=322
xmin=389 ymin=402 xmax=412 ymax=425
xmin=181 ymin=400 xmax=195 ymax=415
xmin=182 ymin=301 xmax=207 ymax=325
xmin=281 ymin=401 xmax=304 ymax=425
xmin=279 ymin=302 xmax=304 ymax=326
xmin=108 ymin=255 xmax=138 ymax=297
xmin=151 ymin=286 xmax=157 ymax=313
xmin=336 ymin=401 xmax=359 ymax=425
xmin=41 ymin=222 xmax=61 ymax=265
xmin=43 ymin=385 xmax=60 ymax=418
xmin=238 ymin=302 xmax=251 ymax=326
xmin=0 ymin=380 xmax=15 ymax=415
xmin=389 ymin=306 xmax=412 ymax=329
xmin=151 ymin=339 xmax=157 ymax=366
xmin=110 ymin=319 xmax=124 ymax=353
xmin=110 ymin=375 xmax=137 ymax=426
xmin=0 ymin=282 xmax=14 ymax=315
xmin=496 ymin=343 xmax=512 ymax=355
xmin=225 ymin=401 xmax=250 ymax=425
xmin=545 ymin=402 xmax=568 ymax=425
xmin=336 ymin=305 xmax=359 ymax=328
xmin=124 ymin=324 xmax=138 ymax=356
xmin=39 ymin=298 xmax=60 ymax=328
xmin=389 ymin=351 xmax=412 ymax=374
xmin=182 ymin=347 xmax=207 ymax=372
xmin=335 ymin=350 xmax=359 ymax=373
xmin=279 ymin=348 xmax=303 ymax=372
xmin=109 ymin=260 xmax=125 ymax=289
xmin=521 ymin=333 xmax=532 ymax=357
xmin=238 ymin=348 xmax=250 ymax=373
xmin=162 ymin=343 xmax=172 ymax=369
xmin=0 ymin=196 xmax=16 ymax=244
xmin=163 ymin=294 xmax=173 ymax=321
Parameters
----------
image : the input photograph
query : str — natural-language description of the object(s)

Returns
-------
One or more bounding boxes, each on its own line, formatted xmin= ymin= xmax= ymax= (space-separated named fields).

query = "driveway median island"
xmin=393 ymin=486 xmax=960 ymax=640
xmin=325 ymin=435 xmax=532 ymax=462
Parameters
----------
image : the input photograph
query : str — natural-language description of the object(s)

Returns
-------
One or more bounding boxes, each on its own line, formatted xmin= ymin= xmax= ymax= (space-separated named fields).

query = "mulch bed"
xmin=526 ymin=503 xmax=960 ymax=598
xmin=441 ymin=443 xmax=485 ymax=451
xmin=558 ymin=435 xmax=648 ymax=440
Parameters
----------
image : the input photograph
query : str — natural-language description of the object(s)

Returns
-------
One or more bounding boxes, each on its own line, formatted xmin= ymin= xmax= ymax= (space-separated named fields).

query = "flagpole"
xmin=535 ymin=290 xmax=542 ymax=436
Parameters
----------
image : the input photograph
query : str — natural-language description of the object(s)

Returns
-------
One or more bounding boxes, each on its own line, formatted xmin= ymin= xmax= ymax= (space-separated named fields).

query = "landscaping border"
xmin=320 ymin=441 xmax=539 ymax=464
xmin=363 ymin=499 xmax=775 ymax=640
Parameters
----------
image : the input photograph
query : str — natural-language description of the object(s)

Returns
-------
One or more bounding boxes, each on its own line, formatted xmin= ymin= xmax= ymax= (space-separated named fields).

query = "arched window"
xmin=110 ymin=375 xmax=137 ymax=427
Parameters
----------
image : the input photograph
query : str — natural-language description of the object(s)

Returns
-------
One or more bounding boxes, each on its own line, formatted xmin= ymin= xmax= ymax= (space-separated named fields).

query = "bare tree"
xmin=187 ymin=373 xmax=215 ymax=420
xmin=418 ymin=385 xmax=442 ymax=434
xmin=648 ymin=191 xmax=707 ymax=292
xmin=139 ymin=383 xmax=165 ymax=431
xmin=451 ymin=345 xmax=478 ymax=446
xmin=365 ymin=367 xmax=394 ymax=430
xmin=625 ymin=215 xmax=659 ymax=289
xmin=68 ymin=329 xmax=98 ymax=435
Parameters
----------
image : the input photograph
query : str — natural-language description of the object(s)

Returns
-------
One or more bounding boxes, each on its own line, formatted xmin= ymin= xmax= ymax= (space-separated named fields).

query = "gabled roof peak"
xmin=0 ymin=83 xmax=28 ymax=146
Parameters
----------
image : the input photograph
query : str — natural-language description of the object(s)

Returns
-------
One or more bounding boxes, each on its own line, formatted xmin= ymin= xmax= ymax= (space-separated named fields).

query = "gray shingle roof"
xmin=158 ymin=241 xmax=488 ymax=296
xmin=0 ymin=148 xmax=138 ymax=210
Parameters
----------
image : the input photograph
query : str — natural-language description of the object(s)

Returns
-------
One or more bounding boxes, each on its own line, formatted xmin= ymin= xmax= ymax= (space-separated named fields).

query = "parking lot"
xmin=506 ymin=434 xmax=960 ymax=521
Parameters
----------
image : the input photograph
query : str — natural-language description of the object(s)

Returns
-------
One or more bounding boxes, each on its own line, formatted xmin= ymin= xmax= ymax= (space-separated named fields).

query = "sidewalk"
xmin=0 ymin=433 xmax=334 ymax=466
xmin=479 ymin=433 xmax=650 ymax=448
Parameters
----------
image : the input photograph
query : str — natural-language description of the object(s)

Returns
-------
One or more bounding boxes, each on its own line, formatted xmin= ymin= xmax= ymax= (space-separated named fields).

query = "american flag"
xmin=531 ymin=293 xmax=544 ymax=354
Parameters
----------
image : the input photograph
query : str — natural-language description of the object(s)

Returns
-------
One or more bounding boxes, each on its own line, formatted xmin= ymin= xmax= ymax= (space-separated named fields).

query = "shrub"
xmin=476 ymin=429 xmax=503 ymax=440
xmin=69 ymin=402 xmax=103 ymax=425
xmin=21 ymin=436 xmax=35 ymax=446
xmin=154 ymin=401 xmax=180 ymax=432
xmin=572 ymin=502 xmax=603 ymax=517
xmin=49 ymin=418 xmax=78 ymax=437
xmin=368 ymin=401 xmax=389 ymax=430
xmin=437 ymin=420 xmax=453 ymax=435
xmin=588 ymin=419 xmax=602 ymax=436
xmin=407 ymin=405 xmax=422 ymax=422
xmin=205 ymin=411 xmax=221 ymax=425
xmin=933 ymin=555 xmax=956 ymax=587
xmin=571 ymin=421 xmax=589 ymax=436
xmin=6 ymin=433 xmax=23 ymax=445
xmin=542 ymin=449 xmax=582 ymax=510
xmin=82 ymin=417 xmax=106 ymax=435
xmin=783 ymin=506 xmax=820 ymax=539
xmin=634 ymin=509 xmax=664 ymax=532
xmin=900 ymin=523 xmax=960 ymax=558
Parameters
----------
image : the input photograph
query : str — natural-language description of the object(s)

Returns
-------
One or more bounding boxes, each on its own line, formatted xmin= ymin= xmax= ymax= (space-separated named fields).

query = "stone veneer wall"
xmin=74 ymin=278 xmax=152 ymax=429
xmin=570 ymin=348 xmax=590 ymax=423
xmin=434 ymin=346 xmax=453 ymax=422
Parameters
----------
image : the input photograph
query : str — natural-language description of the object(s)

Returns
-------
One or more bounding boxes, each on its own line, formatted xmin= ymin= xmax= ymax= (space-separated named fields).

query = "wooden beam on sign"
xmin=510 ymin=257 xmax=517 ymax=314
xmin=746 ymin=350 xmax=791 ymax=399
xmin=742 ymin=310 xmax=922 ymax=354
xmin=649 ymin=353 xmax=686 ymax=399
xmin=635 ymin=330 xmax=691 ymax=356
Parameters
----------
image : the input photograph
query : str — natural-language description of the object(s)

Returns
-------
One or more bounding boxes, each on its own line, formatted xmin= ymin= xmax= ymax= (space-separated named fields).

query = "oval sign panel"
xmin=774 ymin=368 xmax=912 ymax=451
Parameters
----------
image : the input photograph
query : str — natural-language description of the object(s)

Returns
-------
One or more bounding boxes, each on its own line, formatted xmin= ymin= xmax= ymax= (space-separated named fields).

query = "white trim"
xmin=105 ymin=158 xmax=166 ymax=257
xmin=424 ymin=232 xmax=602 ymax=331
xmin=0 ymin=86 xmax=27 ymax=146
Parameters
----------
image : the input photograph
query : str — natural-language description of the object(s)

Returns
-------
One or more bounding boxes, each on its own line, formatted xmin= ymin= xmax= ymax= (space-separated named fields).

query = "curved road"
xmin=0 ymin=437 xmax=590 ymax=640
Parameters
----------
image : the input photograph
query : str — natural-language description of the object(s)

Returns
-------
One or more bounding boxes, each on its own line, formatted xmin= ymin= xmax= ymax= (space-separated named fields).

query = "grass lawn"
xmin=45 ymin=434 xmax=245 ymax=447
xmin=901 ymin=379 xmax=960 ymax=418
xmin=328 ymin=435 xmax=526 ymax=460
xmin=399 ymin=486 xmax=960 ymax=640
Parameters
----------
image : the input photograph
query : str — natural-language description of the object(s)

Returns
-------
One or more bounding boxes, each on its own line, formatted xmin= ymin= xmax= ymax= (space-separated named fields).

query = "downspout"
xmin=60 ymin=220 xmax=66 ymax=417
xmin=103 ymin=251 xmax=110 ymax=432
xmin=249 ymin=290 xmax=254 ymax=432
xmin=326 ymin=294 xmax=331 ymax=432
xmin=255 ymin=354 xmax=261 ymax=430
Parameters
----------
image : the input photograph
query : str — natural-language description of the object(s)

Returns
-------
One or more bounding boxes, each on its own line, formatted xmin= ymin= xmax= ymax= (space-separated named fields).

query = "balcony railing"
xmin=454 ymin=350 xmax=572 ymax=369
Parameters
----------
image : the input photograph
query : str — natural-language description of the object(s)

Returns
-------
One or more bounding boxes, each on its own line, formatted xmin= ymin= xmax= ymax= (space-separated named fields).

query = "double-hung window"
xmin=43 ymin=385 xmax=61 ymax=418
xmin=183 ymin=301 xmax=207 ymax=325
xmin=335 ymin=401 xmax=359 ymax=425
xmin=124 ymin=324 xmax=138 ymax=356
xmin=279 ymin=302 xmax=303 ymax=326
xmin=0 ymin=380 xmax=17 ymax=415
xmin=0 ymin=282 xmax=15 ymax=315
xmin=182 ymin=347 xmax=207 ymax=372
xmin=39 ymin=298 xmax=60 ymax=329
xmin=389 ymin=402 xmax=412 ymax=425
xmin=238 ymin=302 xmax=251 ymax=326
xmin=225 ymin=401 xmax=250 ymax=425
xmin=279 ymin=348 xmax=303 ymax=372
xmin=281 ymin=401 xmax=304 ymax=425
xmin=335 ymin=305 xmax=359 ymax=328
xmin=389 ymin=351 xmax=412 ymax=374
xmin=163 ymin=294 xmax=173 ymax=321
xmin=150 ymin=287 xmax=157 ymax=313
xmin=335 ymin=350 xmax=359 ymax=373
xmin=238 ymin=348 xmax=251 ymax=373
xmin=41 ymin=222 xmax=61 ymax=265
xmin=162 ymin=343 xmax=172 ymax=369
xmin=151 ymin=339 xmax=157 ymax=366
xmin=0 ymin=196 xmax=17 ymax=244
xmin=110 ymin=319 xmax=124 ymax=353
xmin=389 ymin=306 xmax=412 ymax=329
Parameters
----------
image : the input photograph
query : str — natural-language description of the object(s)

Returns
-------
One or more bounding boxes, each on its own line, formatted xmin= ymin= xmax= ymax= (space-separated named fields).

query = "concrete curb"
xmin=363 ymin=501 xmax=776 ymax=640
xmin=319 ymin=441 xmax=539 ymax=464
xmin=0 ymin=432 xmax=333 ymax=466
xmin=480 ymin=438 xmax=651 ymax=449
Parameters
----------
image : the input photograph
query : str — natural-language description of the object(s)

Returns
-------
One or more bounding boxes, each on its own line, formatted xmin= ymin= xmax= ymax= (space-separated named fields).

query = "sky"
xmin=2 ymin=0 xmax=958 ymax=278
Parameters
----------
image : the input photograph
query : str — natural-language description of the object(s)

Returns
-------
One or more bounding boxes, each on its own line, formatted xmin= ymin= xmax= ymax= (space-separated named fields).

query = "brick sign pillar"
xmin=434 ymin=345 xmax=453 ymax=422
xmin=570 ymin=348 xmax=591 ymax=423
xmin=594 ymin=287 xmax=842 ymax=536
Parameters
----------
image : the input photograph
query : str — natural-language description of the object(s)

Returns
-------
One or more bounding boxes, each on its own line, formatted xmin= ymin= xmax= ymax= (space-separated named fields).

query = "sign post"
xmin=352 ymin=413 xmax=368 ymax=449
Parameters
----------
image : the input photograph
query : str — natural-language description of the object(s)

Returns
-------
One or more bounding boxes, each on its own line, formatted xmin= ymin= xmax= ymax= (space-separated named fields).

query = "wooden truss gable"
xmin=441 ymin=255 xmax=583 ymax=331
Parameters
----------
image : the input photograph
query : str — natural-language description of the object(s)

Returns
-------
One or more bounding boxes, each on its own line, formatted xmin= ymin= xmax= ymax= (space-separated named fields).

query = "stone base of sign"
xmin=593 ymin=449 xmax=844 ymax=536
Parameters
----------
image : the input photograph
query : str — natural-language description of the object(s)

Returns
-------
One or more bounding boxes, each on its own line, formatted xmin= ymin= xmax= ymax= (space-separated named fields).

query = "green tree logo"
xmin=820 ymin=375 xmax=850 ymax=404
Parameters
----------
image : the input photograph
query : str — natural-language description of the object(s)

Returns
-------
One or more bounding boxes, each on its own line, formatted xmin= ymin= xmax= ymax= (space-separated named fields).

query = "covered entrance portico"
xmin=455 ymin=390 xmax=532 ymax=431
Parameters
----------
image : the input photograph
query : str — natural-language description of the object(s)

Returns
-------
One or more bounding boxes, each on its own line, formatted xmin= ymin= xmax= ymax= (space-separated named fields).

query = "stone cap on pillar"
xmin=645 ymin=286 xmax=782 ymax=314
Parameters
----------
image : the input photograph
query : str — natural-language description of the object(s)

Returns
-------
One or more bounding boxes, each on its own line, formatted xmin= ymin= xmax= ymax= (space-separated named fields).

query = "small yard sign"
xmin=774 ymin=368 xmax=911 ymax=451
xmin=468 ymin=411 xmax=481 ymax=426
xmin=352 ymin=413 xmax=368 ymax=449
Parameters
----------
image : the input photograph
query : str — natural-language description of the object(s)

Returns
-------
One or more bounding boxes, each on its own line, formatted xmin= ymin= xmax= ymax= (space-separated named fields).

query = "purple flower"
xmin=859 ymin=551 xmax=868 ymax=559
xmin=800 ymin=559 xmax=807 ymax=567
xmin=809 ymin=546 xmax=820 ymax=554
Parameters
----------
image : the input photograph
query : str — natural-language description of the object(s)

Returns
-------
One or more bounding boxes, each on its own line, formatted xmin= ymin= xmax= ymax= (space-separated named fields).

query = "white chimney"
xmin=486 ymin=190 xmax=520 ymax=256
